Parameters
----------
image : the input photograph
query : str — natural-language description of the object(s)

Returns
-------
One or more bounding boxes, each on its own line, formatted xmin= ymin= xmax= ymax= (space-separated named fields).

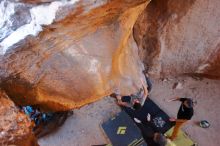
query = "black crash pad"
xmin=123 ymin=98 xmax=174 ymax=134
xmin=102 ymin=111 xmax=147 ymax=146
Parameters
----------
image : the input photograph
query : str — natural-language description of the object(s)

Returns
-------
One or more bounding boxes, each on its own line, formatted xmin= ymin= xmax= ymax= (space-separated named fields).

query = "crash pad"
xmin=101 ymin=111 xmax=147 ymax=146
xmin=123 ymin=98 xmax=174 ymax=134
xmin=165 ymin=127 xmax=196 ymax=146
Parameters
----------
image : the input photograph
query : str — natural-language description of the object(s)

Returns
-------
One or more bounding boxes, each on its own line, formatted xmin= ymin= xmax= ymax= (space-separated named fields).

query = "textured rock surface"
xmin=0 ymin=0 xmax=81 ymax=54
xmin=0 ymin=0 xmax=31 ymax=42
xmin=134 ymin=0 xmax=220 ymax=79
xmin=0 ymin=91 xmax=38 ymax=146
xmin=21 ymin=0 xmax=58 ymax=4
xmin=1 ymin=0 xmax=219 ymax=112
xmin=0 ymin=0 xmax=150 ymax=111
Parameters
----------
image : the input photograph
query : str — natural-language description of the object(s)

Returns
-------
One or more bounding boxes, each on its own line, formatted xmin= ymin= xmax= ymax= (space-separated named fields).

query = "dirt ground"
xmin=39 ymin=76 xmax=220 ymax=146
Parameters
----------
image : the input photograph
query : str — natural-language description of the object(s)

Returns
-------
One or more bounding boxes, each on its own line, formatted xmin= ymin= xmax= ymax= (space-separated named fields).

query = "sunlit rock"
xmin=0 ymin=0 xmax=150 ymax=111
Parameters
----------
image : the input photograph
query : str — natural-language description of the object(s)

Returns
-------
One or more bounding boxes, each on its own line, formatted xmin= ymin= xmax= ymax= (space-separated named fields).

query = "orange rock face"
xmin=1 ymin=0 xmax=219 ymax=113
xmin=134 ymin=0 xmax=220 ymax=79
xmin=0 ymin=91 xmax=38 ymax=146
xmin=0 ymin=0 xmax=150 ymax=111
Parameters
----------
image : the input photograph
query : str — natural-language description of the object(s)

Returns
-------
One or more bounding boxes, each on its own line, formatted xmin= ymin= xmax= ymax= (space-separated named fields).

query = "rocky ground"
xmin=39 ymin=76 xmax=220 ymax=146
xmin=0 ymin=91 xmax=38 ymax=146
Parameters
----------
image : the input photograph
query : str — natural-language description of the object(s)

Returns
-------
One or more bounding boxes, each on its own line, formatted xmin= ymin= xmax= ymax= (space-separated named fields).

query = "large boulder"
xmin=134 ymin=0 xmax=220 ymax=79
xmin=0 ymin=91 xmax=38 ymax=146
xmin=0 ymin=0 xmax=150 ymax=111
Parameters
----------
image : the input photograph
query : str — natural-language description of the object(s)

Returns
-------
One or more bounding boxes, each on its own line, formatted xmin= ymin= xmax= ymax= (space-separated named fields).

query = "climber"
xmin=115 ymin=94 xmax=142 ymax=110
xmin=167 ymin=97 xmax=194 ymax=140
xmin=110 ymin=69 xmax=152 ymax=110
xmin=112 ymin=79 xmax=148 ymax=110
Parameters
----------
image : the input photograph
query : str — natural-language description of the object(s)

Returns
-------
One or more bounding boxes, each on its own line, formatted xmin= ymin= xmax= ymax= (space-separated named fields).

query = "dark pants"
xmin=136 ymin=122 xmax=154 ymax=138
xmin=121 ymin=96 xmax=131 ymax=103
xmin=170 ymin=120 xmax=187 ymax=139
xmin=136 ymin=122 xmax=160 ymax=146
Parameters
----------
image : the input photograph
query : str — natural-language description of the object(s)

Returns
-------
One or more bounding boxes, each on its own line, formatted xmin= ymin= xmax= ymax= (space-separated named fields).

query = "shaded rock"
xmin=200 ymin=43 xmax=220 ymax=79
xmin=173 ymin=82 xmax=183 ymax=89
xmin=0 ymin=0 xmax=81 ymax=54
xmin=0 ymin=91 xmax=38 ymax=146
xmin=134 ymin=0 xmax=220 ymax=79
xmin=0 ymin=0 xmax=31 ymax=42
xmin=0 ymin=0 xmax=150 ymax=111
xmin=10 ymin=4 xmax=32 ymax=30
xmin=21 ymin=0 xmax=58 ymax=4
xmin=162 ymin=78 xmax=168 ymax=82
